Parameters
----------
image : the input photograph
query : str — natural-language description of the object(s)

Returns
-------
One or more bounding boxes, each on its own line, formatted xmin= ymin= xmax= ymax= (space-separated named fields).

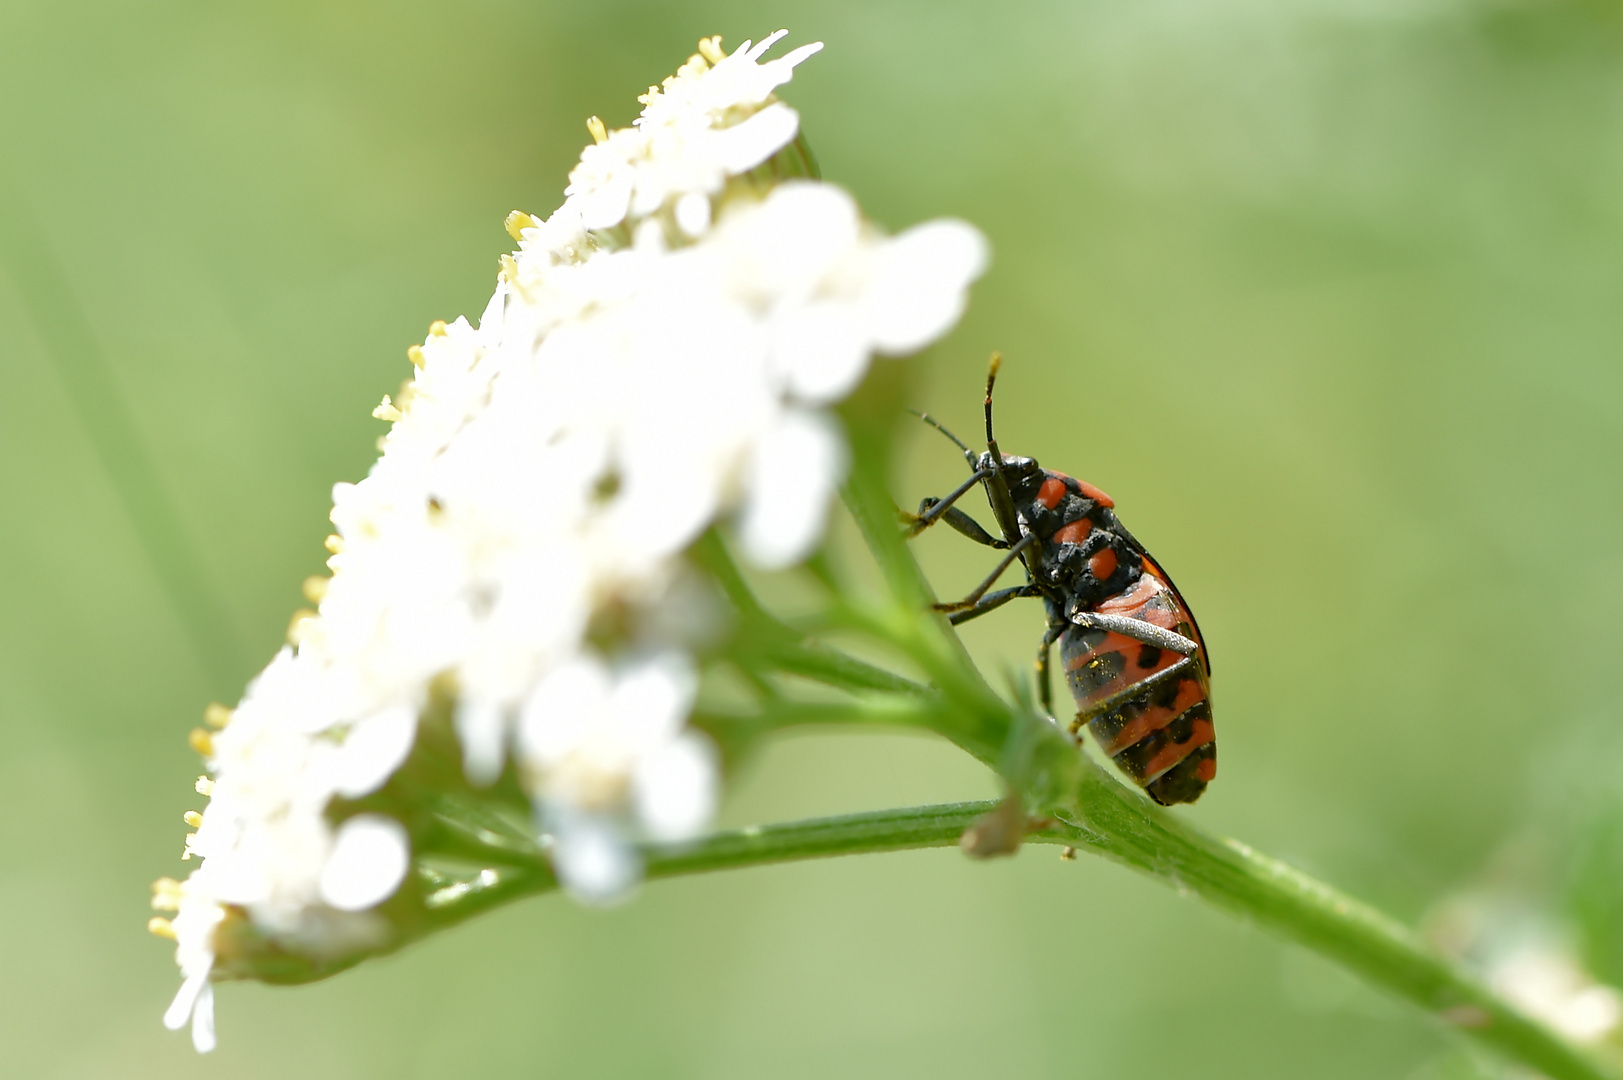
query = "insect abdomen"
xmin=1059 ymin=573 xmax=1215 ymax=806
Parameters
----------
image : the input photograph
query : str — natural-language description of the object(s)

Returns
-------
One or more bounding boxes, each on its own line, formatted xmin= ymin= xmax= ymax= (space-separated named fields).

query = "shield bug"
xmin=905 ymin=356 xmax=1214 ymax=805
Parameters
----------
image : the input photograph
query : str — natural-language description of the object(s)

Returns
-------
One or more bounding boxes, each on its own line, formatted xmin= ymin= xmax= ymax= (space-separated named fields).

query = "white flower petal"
xmin=335 ymin=705 xmax=417 ymax=798
xmin=164 ymin=970 xmax=208 ymax=1032
xmin=709 ymin=102 xmax=802 ymax=174
xmin=739 ymin=409 xmax=847 ymax=569
xmin=551 ymin=814 xmax=640 ymax=903
xmin=774 ymin=302 xmax=870 ymax=405
xmin=519 ymin=657 xmax=610 ymax=763
xmin=746 ymin=29 xmax=789 ymax=60
xmin=729 ymin=181 xmax=860 ymax=300
xmin=609 ymin=653 xmax=697 ymax=739
xmin=454 ymin=697 xmax=507 ymax=787
xmin=190 ymin=984 xmax=217 ymax=1054
xmin=866 ymin=220 xmax=989 ymax=354
xmin=635 ymin=734 xmax=718 ymax=841
xmin=572 ymin=164 xmax=635 ymax=230
xmin=675 ymin=191 xmax=711 ymax=237
xmin=318 ymin=815 xmax=410 ymax=912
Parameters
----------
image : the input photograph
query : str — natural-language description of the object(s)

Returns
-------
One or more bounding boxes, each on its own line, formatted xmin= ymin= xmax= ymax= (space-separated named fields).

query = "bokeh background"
xmin=3 ymin=0 xmax=1622 ymax=1076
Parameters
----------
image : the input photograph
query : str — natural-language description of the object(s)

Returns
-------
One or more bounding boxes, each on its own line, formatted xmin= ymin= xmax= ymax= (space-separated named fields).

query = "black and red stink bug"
xmin=904 ymin=356 xmax=1215 ymax=806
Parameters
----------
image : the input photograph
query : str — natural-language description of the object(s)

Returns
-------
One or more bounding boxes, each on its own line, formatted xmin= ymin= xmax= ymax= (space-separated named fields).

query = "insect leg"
xmin=944 ymin=583 xmax=1043 ymax=625
xmin=1068 ymin=655 xmax=1194 ymax=735
xmin=901 ymin=468 xmax=996 ymax=539
xmin=1068 ymin=611 xmax=1198 ymax=657
xmin=1036 ymin=619 xmax=1064 ymax=716
xmin=934 ymin=532 xmax=1039 ymax=613
xmin=934 ymin=506 xmax=1008 ymax=549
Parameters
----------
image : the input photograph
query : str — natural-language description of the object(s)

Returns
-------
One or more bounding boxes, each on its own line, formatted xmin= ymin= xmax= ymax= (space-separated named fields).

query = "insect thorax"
xmin=1021 ymin=486 xmax=1143 ymax=611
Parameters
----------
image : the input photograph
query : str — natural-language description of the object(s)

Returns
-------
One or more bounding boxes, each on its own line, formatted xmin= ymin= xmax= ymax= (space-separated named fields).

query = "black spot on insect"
xmin=1151 ymin=675 xmax=1183 ymax=710
xmin=1069 ymin=649 xmax=1125 ymax=699
xmin=1148 ymin=746 xmax=1215 ymax=805
xmin=1136 ymin=644 xmax=1162 ymax=670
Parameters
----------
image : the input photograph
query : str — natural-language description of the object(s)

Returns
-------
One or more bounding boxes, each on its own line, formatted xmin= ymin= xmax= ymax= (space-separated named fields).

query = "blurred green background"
xmin=2 ymin=0 xmax=1622 ymax=1076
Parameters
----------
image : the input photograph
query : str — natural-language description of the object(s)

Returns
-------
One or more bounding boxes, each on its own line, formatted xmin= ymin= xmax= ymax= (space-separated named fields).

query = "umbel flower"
xmin=150 ymin=31 xmax=987 ymax=1053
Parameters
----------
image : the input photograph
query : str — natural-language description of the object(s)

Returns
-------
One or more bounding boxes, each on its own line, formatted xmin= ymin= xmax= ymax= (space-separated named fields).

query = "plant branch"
xmin=1046 ymin=763 xmax=1622 ymax=1080
xmin=219 ymin=787 xmax=1623 ymax=1080
xmin=448 ymin=793 xmax=1623 ymax=1080
xmin=691 ymin=529 xmax=930 ymax=698
xmin=214 ymin=801 xmax=992 ymax=986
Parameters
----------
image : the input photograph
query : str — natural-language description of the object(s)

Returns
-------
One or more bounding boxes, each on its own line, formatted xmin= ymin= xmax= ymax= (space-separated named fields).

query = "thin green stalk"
xmin=217 ymin=802 xmax=992 ymax=986
xmin=0 ymin=181 xmax=249 ymax=689
xmin=222 ymin=791 xmax=1623 ymax=1080
xmin=642 ymin=802 xmax=983 ymax=876
xmin=1045 ymin=765 xmax=1621 ymax=1080
xmin=410 ymin=802 xmax=990 ymax=918
xmin=691 ymin=529 xmax=930 ymax=698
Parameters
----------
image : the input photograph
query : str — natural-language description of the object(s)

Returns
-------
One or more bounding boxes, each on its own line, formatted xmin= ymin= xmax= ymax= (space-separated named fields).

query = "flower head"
xmin=154 ymin=31 xmax=985 ymax=1051
xmin=565 ymin=31 xmax=824 ymax=233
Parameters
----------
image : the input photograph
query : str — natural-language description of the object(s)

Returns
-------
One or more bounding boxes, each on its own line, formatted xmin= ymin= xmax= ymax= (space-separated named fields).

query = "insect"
xmin=905 ymin=356 xmax=1215 ymax=806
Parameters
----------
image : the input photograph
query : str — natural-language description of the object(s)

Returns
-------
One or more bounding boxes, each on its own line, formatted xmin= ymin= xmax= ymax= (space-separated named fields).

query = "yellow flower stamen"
xmin=302 ymin=576 xmax=329 ymax=604
xmin=151 ymin=877 xmax=183 ymax=911
xmin=697 ymin=35 xmax=725 ymax=65
xmin=407 ymin=344 xmax=426 ymax=368
xmin=373 ymin=395 xmax=403 ymax=423
xmin=586 ymin=116 xmax=608 ymax=145
xmin=504 ymin=210 xmax=536 ymax=242
xmin=183 ymin=811 xmax=204 ymax=828
xmin=204 ymin=702 xmax=233 ymax=728
xmin=188 ymin=728 xmax=214 ymax=758
xmin=147 ymin=917 xmax=178 ymax=940
xmin=287 ymin=609 xmax=318 ymax=646
xmin=195 ymin=775 xmax=215 ymax=797
xmin=672 ymin=53 xmax=709 ymax=83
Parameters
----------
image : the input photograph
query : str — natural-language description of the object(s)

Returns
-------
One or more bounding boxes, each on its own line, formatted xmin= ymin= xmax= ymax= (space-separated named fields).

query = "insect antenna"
xmin=983 ymin=352 xmax=1004 ymax=462
xmin=978 ymin=353 xmax=1029 ymax=561
xmin=907 ymin=408 xmax=976 ymax=468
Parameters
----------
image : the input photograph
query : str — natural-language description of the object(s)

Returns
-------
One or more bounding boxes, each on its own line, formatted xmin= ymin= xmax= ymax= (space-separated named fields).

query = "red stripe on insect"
xmin=1036 ymin=477 xmax=1068 ymax=510
xmin=1076 ymin=480 xmax=1114 ymax=508
xmin=1140 ymin=719 xmax=1215 ymax=781
xmin=1096 ymin=575 xmax=1160 ymax=613
xmin=1104 ymin=679 xmax=1206 ymax=755
xmin=1053 ymin=519 xmax=1093 ymax=545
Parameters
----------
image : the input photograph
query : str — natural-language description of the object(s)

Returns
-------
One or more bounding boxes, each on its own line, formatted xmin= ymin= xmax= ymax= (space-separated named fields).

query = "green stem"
xmin=691 ymin=529 xmax=930 ymax=698
xmin=225 ymin=794 xmax=1622 ymax=1080
xmin=1048 ymin=766 xmax=1622 ymax=1080
xmin=643 ymin=802 xmax=981 ymax=876
xmin=409 ymin=803 xmax=990 ymax=924
xmin=218 ymin=802 xmax=991 ymax=986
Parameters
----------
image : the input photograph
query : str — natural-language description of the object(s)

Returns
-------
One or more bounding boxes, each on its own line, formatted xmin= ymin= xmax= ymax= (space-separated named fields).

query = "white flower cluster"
xmin=153 ymin=31 xmax=986 ymax=1052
